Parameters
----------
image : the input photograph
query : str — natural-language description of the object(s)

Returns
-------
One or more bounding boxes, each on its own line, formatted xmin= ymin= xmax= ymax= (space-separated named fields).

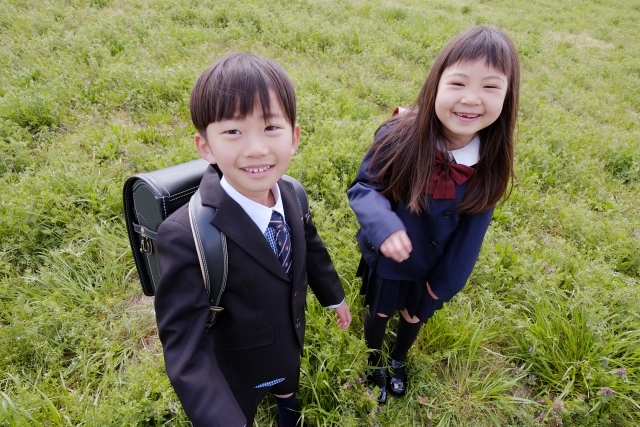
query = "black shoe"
xmin=387 ymin=358 xmax=407 ymax=397
xmin=366 ymin=367 xmax=388 ymax=404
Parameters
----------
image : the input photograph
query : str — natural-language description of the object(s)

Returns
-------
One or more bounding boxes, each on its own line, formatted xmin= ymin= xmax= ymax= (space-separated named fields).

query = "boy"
xmin=154 ymin=52 xmax=352 ymax=427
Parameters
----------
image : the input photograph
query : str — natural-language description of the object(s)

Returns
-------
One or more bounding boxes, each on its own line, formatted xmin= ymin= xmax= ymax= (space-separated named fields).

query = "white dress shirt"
xmin=444 ymin=134 xmax=480 ymax=166
xmin=219 ymin=177 xmax=343 ymax=309
xmin=220 ymin=177 xmax=286 ymax=234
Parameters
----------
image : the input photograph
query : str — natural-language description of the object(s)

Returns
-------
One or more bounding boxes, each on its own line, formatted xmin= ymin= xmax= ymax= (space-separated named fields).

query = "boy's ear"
xmin=291 ymin=124 xmax=301 ymax=155
xmin=195 ymin=132 xmax=216 ymax=164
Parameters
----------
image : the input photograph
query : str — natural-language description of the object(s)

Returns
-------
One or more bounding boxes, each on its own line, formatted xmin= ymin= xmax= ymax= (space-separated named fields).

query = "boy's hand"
xmin=380 ymin=230 xmax=412 ymax=262
xmin=333 ymin=301 xmax=352 ymax=329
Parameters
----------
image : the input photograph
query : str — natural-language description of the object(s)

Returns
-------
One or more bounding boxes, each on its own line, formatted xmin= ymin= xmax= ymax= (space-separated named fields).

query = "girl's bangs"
xmin=445 ymin=31 xmax=516 ymax=78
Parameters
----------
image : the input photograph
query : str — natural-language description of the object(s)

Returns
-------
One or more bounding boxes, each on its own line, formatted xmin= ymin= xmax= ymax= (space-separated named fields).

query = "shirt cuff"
xmin=325 ymin=298 xmax=345 ymax=309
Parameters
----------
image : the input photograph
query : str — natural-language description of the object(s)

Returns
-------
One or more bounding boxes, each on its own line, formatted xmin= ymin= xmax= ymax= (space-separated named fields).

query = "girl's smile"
xmin=453 ymin=112 xmax=481 ymax=121
xmin=435 ymin=61 xmax=508 ymax=149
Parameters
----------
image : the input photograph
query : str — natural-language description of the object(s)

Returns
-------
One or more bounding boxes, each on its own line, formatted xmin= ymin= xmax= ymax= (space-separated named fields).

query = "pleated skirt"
xmin=357 ymin=258 xmax=444 ymax=322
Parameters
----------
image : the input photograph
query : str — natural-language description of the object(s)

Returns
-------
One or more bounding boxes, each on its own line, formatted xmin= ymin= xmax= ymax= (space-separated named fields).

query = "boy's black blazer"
xmin=154 ymin=166 xmax=345 ymax=427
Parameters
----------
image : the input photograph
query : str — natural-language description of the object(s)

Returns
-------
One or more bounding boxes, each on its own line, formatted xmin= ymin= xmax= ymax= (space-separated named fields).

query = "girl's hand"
xmin=426 ymin=282 xmax=439 ymax=300
xmin=333 ymin=301 xmax=352 ymax=330
xmin=380 ymin=230 xmax=413 ymax=262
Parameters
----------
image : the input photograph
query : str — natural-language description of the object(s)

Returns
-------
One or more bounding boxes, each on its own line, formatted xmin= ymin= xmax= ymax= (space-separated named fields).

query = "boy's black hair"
xmin=190 ymin=52 xmax=296 ymax=136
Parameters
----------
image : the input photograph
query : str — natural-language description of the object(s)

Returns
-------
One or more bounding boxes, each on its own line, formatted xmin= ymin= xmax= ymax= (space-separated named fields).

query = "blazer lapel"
xmin=199 ymin=166 xmax=290 ymax=281
xmin=280 ymin=180 xmax=305 ymax=286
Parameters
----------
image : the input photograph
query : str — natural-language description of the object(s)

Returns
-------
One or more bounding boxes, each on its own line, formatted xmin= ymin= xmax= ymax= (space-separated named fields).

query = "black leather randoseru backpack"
xmin=123 ymin=159 xmax=309 ymax=328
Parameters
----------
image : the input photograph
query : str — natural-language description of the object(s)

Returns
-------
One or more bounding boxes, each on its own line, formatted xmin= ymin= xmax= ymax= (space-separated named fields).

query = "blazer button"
xmin=294 ymin=291 xmax=298 ymax=298
xmin=443 ymin=211 xmax=451 ymax=218
xmin=295 ymin=318 xmax=301 ymax=328
xmin=430 ymin=240 xmax=437 ymax=248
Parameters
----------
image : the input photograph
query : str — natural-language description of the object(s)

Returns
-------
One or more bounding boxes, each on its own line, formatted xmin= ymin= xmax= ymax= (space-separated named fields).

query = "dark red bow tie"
xmin=424 ymin=150 xmax=475 ymax=199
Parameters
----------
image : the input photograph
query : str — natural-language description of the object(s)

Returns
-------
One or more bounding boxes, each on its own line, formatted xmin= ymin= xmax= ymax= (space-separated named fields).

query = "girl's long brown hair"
xmin=371 ymin=26 xmax=520 ymax=215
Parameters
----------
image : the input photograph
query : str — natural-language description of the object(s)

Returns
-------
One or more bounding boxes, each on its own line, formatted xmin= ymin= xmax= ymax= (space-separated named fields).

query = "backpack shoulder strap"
xmin=186 ymin=177 xmax=306 ymax=330
xmin=281 ymin=175 xmax=310 ymax=222
xmin=188 ymin=189 xmax=227 ymax=329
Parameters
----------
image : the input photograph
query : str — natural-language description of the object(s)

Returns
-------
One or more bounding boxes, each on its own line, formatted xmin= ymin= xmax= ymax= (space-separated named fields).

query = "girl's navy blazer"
xmin=154 ymin=166 xmax=345 ymax=427
xmin=347 ymin=129 xmax=494 ymax=303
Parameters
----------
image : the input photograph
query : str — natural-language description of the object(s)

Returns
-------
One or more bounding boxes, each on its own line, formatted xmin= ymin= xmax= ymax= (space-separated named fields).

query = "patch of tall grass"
xmin=1 ymin=0 xmax=639 ymax=425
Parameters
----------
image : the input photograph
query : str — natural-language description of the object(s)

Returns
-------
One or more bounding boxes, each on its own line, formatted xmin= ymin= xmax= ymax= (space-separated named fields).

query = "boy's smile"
xmin=195 ymin=96 xmax=300 ymax=207
xmin=435 ymin=60 xmax=508 ymax=149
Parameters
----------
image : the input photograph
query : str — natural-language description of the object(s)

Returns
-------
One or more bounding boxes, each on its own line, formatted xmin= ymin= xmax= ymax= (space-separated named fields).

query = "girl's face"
xmin=435 ymin=60 xmax=508 ymax=148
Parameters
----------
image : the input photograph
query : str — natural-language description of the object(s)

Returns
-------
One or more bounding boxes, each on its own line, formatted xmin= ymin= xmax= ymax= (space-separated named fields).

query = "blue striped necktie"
xmin=268 ymin=211 xmax=292 ymax=279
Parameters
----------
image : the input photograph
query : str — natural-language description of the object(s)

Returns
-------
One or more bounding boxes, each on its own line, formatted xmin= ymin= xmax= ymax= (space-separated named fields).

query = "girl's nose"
xmin=461 ymin=92 xmax=481 ymax=105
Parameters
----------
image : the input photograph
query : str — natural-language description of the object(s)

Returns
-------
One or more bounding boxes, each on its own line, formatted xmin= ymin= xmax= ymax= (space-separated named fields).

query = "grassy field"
xmin=1 ymin=0 xmax=639 ymax=425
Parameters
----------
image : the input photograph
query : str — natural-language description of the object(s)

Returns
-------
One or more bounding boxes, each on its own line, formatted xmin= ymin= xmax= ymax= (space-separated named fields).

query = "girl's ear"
xmin=291 ymin=124 xmax=301 ymax=155
xmin=194 ymin=132 xmax=217 ymax=164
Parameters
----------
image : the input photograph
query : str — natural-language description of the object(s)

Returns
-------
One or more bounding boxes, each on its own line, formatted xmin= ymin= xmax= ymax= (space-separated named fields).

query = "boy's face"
xmin=195 ymin=96 xmax=300 ymax=206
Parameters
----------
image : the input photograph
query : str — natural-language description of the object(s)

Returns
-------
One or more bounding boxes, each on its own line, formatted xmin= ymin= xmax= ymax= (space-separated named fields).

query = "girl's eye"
xmin=224 ymin=129 xmax=241 ymax=135
xmin=265 ymin=125 xmax=279 ymax=131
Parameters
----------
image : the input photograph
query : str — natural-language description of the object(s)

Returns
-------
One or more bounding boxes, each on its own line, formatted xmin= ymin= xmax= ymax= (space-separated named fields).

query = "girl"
xmin=347 ymin=26 xmax=520 ymax=403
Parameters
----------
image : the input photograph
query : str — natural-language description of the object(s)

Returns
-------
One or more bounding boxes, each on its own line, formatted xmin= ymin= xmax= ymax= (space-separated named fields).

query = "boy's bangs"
xmin=214 ymin=74 xmax=278 ymax=123
xmin=220 ymin=79 xmax=272 ymax=122
xmin=190 ymin=53 xmax=296 ymax=134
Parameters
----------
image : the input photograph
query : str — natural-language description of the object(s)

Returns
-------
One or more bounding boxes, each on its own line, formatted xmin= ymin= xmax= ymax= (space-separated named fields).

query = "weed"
xmin=1 ymin=0 xmax=639 ymax=425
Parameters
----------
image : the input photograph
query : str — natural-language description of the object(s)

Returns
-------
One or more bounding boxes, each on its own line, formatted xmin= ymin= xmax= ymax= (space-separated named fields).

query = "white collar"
xmin=219 ymin=177 xmax=286 ymax=234
xmin=447 ymin=135 xmax=480 ymax=166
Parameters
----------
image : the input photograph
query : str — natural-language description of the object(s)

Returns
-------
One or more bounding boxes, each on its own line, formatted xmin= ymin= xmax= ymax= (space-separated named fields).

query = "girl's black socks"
xmin=363 ymin=310 xmax=390 ymax=367
xmin=390 ymin=315 xmax=423 ymax=362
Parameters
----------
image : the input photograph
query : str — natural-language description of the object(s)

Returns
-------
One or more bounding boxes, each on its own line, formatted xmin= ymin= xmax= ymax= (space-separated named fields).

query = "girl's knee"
xmin=376 ymin=312 xmax=389 ymax=318
xmin=399 ymin=309 xmax=420 ymax=323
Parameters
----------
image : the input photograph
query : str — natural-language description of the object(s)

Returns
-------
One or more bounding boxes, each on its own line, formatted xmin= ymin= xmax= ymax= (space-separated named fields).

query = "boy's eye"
xmin=224 ymin=129 xmax=241 ymax=135
xmin=265 ymin=125 xmax=280 ymax=131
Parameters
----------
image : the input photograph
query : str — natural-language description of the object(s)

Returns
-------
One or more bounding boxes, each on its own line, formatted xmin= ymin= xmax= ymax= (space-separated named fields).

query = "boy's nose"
xmin=244 ymin=136 xmax=269 ymax=156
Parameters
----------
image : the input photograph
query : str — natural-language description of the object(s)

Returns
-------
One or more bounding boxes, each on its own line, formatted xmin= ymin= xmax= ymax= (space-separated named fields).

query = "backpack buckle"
xmin=140 ymin=235 xmax=153 ymax=254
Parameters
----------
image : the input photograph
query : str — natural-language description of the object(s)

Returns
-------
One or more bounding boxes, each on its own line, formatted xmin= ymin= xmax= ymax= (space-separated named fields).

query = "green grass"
xmin=1 ymin=0 xmax=639 ymax=425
